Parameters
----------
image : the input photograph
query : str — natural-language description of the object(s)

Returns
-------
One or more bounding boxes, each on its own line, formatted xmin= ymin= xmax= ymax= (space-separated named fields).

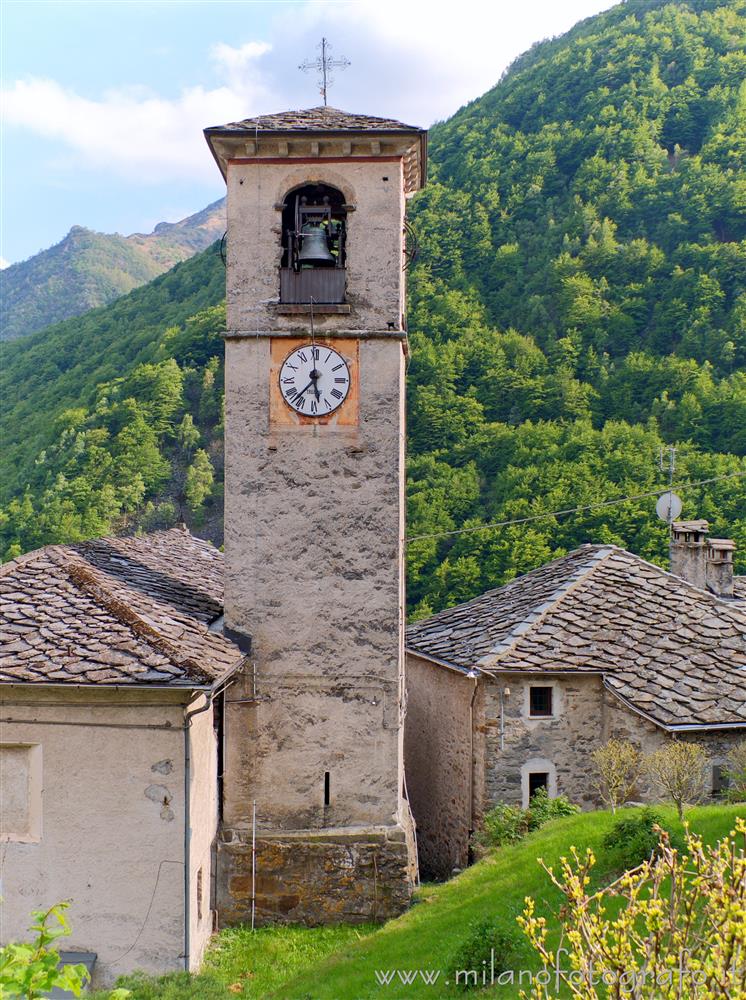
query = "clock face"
xmin=279 ymin=343 xmax=351 ymax=416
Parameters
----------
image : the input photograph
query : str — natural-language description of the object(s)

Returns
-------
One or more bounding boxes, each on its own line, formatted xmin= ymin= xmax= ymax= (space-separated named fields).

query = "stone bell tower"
xmin=204 ymin=107 xmax=427 ymax=923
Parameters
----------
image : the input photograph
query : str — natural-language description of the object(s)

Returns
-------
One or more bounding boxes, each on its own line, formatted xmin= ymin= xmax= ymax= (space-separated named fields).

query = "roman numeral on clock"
xmin=331 ymin=388 xmax=343 ymax=400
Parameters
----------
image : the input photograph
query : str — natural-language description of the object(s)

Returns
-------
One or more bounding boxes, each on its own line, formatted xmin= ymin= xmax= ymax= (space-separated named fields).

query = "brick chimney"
xmin=705 ymin=538 xmax=736 ymax=598
xmin=670 ymin=520 xmax=709 ymax=589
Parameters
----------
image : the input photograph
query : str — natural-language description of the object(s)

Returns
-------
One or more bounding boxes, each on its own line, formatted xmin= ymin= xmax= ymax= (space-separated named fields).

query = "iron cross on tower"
xmin=299 ymin=37 xmax=350 ymax=106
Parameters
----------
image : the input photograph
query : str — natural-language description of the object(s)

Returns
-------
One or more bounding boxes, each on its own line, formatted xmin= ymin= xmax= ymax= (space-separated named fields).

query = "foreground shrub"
xmin=519 ymin=819 xmax=746 ymax=998
xmin=0 ymin=903 xmax=129 ymax=1000
xmin=591 ymin=739 xmax=642 ymax=813
xmin=600 ymin=806 xmax=685 ymax=872
xmin=449 ymin=918 xmax=524 ymax=991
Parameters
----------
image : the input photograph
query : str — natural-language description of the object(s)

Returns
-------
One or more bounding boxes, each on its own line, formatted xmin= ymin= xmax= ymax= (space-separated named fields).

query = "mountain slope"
xmin=0 ymin=199 xmax=225 ymax=341
xmin=1 ymin=0 xmax=745 ymax=613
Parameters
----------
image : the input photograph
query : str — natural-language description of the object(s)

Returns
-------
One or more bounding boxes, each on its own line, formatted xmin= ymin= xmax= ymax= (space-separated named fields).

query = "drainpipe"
xmin=466 ymin=670 xmax=479 ymax=859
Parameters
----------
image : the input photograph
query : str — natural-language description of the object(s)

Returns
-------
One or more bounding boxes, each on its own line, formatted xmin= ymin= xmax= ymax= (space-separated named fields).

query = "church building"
xmin=0 ymin=107 xmax=426 ymax=987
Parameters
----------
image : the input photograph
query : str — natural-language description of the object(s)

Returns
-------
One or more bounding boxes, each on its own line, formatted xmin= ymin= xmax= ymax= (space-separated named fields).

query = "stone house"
xmin=405 ymin=522 xmax=746 ymax=878
xmin=0 ymin=529 xmax=244 ymax=985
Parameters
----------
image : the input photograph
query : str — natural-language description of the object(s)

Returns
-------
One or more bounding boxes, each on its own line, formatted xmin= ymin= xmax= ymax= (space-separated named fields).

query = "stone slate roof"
xmin=0 ymin=528 xmax=243 ymax=687
xmin=205 ymin=106 xmax=422 ymax=134
xmin=735 ymin=577 xmax=746 ymax=601
xmin=407 ymin=545 xmax=746 ymax=730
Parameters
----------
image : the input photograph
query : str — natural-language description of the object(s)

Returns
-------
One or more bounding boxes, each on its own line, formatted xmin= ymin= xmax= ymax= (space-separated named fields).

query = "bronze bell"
xmin=297 ymin=223 xmax=335 ymax=267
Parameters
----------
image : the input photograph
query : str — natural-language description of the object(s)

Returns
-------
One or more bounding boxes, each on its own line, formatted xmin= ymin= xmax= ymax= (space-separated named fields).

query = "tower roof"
xmin=204 ymin=106 xmax=427 ymax=192
xmin=205 ymin=105 xmax=423 ymax=135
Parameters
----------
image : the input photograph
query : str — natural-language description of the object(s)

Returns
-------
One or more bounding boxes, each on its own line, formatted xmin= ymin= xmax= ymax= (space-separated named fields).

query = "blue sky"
xmin=2 ymin=0 xmax=617 ymax=265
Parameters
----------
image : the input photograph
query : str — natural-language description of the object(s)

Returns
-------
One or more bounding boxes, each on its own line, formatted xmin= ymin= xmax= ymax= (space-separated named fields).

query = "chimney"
xmin=705 ymin=538 xmax=735 ymax=598
xmin=670 ymin=520 xmax=709 ymax=589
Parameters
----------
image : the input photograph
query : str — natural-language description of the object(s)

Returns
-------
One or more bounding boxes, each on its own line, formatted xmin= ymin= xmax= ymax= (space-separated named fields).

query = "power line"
xmin=405 ymin=469 xmax=746 ymax=543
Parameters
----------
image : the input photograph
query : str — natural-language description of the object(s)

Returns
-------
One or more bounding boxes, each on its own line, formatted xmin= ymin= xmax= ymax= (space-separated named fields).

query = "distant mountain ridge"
xmin=0 ymin=199 xmax=226 ymax=341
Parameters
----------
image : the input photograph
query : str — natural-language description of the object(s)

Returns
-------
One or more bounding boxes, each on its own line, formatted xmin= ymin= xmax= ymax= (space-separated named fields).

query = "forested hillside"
xmin=1 ymin=0 xmax=745 ymax=617
xmin=0 ymin=199 xmax=225 ymax=341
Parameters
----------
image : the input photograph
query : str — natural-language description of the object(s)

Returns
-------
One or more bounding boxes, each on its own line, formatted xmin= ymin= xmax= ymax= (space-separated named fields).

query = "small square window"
xmin=529 ymin=686 xmax=553 ymax=717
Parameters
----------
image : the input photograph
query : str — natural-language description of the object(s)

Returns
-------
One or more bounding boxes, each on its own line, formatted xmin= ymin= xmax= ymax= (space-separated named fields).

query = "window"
xmin=528 ymin=772 xmax=549 ymax=799
xmin=529 ymin=686 xmax=553 ymax=718
xmin=521 ymin=758 xmax=556 ymax=808
xmin=279 ymin=183 xmax=347 ymax=304
xmin=712 ymin=763 xmax=729 ymax=799
xmin=0 ymin=743 xmax=42 ymax=843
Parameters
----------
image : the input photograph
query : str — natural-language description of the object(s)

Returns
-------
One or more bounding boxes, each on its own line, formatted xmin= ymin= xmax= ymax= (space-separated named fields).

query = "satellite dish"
xmin=656 ymin=491 xmax=682 ymax=522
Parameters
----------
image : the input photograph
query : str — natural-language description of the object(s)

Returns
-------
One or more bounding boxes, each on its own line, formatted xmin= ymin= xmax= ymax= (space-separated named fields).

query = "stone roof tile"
xmin=407 ymin=545 xmax=746 ymax=730
xmin=0 ymin=528 xmax=243 ymax=687
xmin=206 ymin=106 xmax=422 ymax=134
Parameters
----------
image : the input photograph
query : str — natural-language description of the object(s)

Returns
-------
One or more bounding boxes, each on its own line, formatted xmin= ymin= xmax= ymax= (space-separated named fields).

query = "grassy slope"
xmin=271 ymin=804 xmax=743 ymax=1000
xmin=95 ymin=804 xmax=743 ymax=999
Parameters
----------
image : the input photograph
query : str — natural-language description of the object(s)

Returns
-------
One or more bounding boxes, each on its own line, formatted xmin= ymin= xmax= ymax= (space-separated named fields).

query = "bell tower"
xmin=204 ymin=108 xmax=426 ymax=923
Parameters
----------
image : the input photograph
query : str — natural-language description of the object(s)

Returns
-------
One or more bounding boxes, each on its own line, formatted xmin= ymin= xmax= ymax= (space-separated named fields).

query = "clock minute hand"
xmin=296 ymin=379 xmax=315 ymax=398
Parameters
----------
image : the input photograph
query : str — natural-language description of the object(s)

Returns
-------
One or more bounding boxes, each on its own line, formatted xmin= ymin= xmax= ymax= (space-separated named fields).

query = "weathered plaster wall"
xmin=225 ymin=156 xmax=406 ymax=333
xmin=404 ymin=655 xmax=478 ymax=878
xmin=219 ymin=150 xmax=414 ymax=922
xmin=223 ymin=336 xmax=407 ymax=832
xmin=0 ymin=686 xmax=217 ymax=987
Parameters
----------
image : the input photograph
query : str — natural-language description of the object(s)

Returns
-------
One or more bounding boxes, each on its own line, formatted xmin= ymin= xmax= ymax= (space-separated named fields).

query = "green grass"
xmin=93 ymin=804 xmax=744 ymax=999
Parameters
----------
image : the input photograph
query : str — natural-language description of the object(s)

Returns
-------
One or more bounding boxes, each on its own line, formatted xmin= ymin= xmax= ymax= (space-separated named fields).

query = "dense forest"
xmin=1 ymin=0 xmax=745 ymax=617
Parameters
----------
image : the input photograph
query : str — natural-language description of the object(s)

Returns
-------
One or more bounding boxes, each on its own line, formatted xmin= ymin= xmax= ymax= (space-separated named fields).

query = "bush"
xmin=0 ymin=903 xmax=130 ymax=1000
xmin=524 ymin=788 xmax=580 ymax=830
xmin=473 ymin=789 xmax=580 ymax=851
xmin=600 ymin=807 xmax=685 ymax=872
xmin=591 ymin=739 xmax=642 ymax=812
xmin=473 ymin=803 xmax=527 ymax=849
xmin=644 ymin=741 xmax=708 ymax=820
xmin=449 ymin=918 xmax=524 ymax=991
xmin=725 ymin=740 xmax=746 ymax=801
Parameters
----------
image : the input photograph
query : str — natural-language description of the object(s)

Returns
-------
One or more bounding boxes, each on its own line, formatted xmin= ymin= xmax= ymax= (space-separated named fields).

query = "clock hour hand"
xmin=310 ymin=367 xmax=322 ymax=401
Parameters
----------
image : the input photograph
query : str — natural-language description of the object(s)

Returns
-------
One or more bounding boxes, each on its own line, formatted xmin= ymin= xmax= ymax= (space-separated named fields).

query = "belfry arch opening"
xmin=279 ymin=183 xmax=347 ymax=304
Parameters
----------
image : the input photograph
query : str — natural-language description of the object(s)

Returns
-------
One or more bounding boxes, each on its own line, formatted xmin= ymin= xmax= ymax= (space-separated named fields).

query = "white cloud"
xmin=0 ymin=257 xmax=10 ymax=269
xmin=1 ymin=1 xmax=617 ymax=190
xmin=1 ymin=41 xmax=273 ymax=184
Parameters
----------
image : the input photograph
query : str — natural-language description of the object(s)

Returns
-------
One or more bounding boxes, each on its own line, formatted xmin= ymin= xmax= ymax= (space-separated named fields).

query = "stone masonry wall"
xmin=404 ymin=654 xmax=478 ymax=878
xmin=217 ymin=828 xmax=413 ymax=925
xmin=483 ymin=674 xmax=742 ymax=811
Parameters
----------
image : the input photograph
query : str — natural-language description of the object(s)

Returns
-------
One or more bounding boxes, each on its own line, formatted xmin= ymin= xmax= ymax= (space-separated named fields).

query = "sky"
xmin=1 ymin=0 xmax=618 ymax=266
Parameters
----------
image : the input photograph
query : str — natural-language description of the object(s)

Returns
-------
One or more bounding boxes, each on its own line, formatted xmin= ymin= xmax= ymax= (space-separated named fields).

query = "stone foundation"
xmin=217 ymin=824 xmax=415 ymax=926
